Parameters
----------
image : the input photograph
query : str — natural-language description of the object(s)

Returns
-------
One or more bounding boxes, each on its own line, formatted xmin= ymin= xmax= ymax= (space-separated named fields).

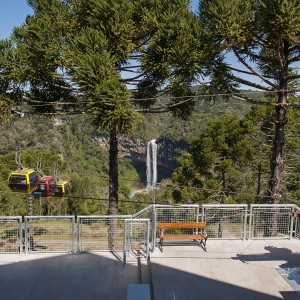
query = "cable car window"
xmin=29 ymin=172 xmax=39 ymax=184
xmin=10 ymin=175 xmax=26 ymax=184
xmin=65 ymin=184 xmax=70 ymax=194
xmin=55 ymin=186 xmax=63 ymax=197
xmin=49 ymin=179 xmax=56 ymax=191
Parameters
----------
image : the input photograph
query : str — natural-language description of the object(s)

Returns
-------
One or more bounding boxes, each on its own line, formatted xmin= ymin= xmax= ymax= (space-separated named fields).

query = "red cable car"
xmin=33 ymin=158 xmax=56 ymax=198
xmin=33 ymin=176 xmax=57 ymax=197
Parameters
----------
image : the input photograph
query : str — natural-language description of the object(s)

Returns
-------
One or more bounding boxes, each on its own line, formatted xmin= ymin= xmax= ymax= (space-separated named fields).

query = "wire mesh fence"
xmin=249 ymin=205 xmax=294 ymax=239
xmin=153 ymin=205 xmax=199 ymax=247
xmin=2 ymin=203 xmax=300 ymax=255
xmin=77 ymin=215 xmax=131 ymax=252
xmin=132 ymin=205 xmax=153 ymax=250
xmin=294 ymin=207 xmax=300 ymax=239
xmin=202 ymin=205 xmax=248 ymax=239
xmin=295 ymin=218 xmax=300 ymax=239
xmin=0 ymin=217 xmax=22 ymax=253
xmin=24 ymin=216 xmax=75 ymax=253
xmin=124 ymin=219 xmax=150 ymax=264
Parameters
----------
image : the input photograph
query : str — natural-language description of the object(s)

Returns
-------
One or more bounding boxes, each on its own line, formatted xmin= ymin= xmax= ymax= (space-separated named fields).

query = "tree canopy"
xmin=0 ymin=0 xmax=206 ymax=215
xmin=197 ymin=0 xmax=300 ymax=203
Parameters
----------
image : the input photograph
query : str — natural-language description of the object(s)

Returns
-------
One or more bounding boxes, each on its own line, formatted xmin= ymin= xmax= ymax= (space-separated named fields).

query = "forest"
xmin=1 ymin=1 xmax=300 ymax=216
xmin=1 ymin=91 xmax=300 ymax=216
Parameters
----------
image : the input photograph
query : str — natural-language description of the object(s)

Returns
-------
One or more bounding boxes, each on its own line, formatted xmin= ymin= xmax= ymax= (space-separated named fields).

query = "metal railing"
xmin=294 ymin=206 xmax=300 ymax=239
xmin=202 ymin=204 xmax=248 ymax=240
xmin=295 ymin=218 xmax=300 ymax=239
xmin=1 ymin=203 xmax=300 ymax=257
xmin=77 ymin=215 xmax=131 ymax=252
xmin=132 ymin=205 xmax=153 ymax=250
xmin=249 ymin=204 xmax=295 ymax=240
xmin=0 ymin=216 xmax=22 ymax=253
xmin=24 ymin=216 xmax=75 ymax=253
xmin=124 ymin=218 xmax=150 ymax=264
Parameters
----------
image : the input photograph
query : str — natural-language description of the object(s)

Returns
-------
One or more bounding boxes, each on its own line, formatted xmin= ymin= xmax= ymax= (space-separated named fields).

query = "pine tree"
xmin=198 ymin=0 xmax=300 ymax=205
xmin=1 ymin=0 xmax=202 ymax=217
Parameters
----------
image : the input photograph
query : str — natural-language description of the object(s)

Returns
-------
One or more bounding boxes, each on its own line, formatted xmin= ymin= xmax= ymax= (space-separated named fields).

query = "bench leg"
xmin=198 ymin=238 xmax=207 ymax=252
xmin=159 ymin=237 xmax=164 ymax=253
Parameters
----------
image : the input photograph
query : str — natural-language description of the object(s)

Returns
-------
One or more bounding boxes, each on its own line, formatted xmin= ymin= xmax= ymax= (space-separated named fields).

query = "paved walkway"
xmin=0 ymin=252 xmax=139 ymax=300
xmin=150 ymin=239 xmax=300 ymax=300
xmin=0 ymin=240 xmax=299 ymax=300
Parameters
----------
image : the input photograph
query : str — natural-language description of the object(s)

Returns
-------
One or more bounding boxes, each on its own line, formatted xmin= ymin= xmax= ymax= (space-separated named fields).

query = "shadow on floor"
xmin=0 ymin=252 xmax=139 ymax=300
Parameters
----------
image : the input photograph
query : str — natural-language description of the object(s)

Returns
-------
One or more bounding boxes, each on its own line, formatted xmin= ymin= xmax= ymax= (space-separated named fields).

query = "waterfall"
xmin=146 ymin=139 xmax=158 ymax=189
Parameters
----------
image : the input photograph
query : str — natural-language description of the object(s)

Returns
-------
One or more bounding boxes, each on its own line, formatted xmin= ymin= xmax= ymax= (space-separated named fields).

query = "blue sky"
xmin=1 ymin=1 xmax=298 ymax=92
xmin=0 ymin=0 xmax=33 ymax=39
xmin=1 ymin=0 xmax=199 ymax=40
xmin=0 ymin=0 xmax=258 ymax=90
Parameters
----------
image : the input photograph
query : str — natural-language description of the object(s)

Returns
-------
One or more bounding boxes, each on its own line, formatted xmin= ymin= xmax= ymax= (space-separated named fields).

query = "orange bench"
xmin=158 ymin=222 xmax=207 ymax=252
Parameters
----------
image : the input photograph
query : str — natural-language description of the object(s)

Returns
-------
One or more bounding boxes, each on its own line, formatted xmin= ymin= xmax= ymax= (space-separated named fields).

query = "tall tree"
xmin=1 ymin=0 xmax=203 ymax=216
xmin=198 ymin=0 xmax=300 ymax=204
xmin=173 ymin=115 xmax=254 ymax=204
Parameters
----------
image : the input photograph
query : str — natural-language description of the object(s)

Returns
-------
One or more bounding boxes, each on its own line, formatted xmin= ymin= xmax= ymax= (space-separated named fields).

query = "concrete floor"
xmin=150 ymin=239 xmax=300 ymax=300
xmin=0 ymin=252 xmax=139 ymax=300
xmin=0 ymin=239 xmax=299 ymax=300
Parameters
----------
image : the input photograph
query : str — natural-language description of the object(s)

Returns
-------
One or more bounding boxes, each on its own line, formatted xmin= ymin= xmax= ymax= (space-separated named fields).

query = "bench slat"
xmin=158 ymin=222 xmax=206 ymax=229
xmin=162 ymin=234 xmax=206 ymax=241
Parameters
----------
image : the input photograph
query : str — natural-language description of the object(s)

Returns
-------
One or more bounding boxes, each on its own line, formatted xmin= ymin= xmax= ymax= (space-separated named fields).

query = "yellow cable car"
xmin=54 ymin=180 xmax=70 ymax=198
xmin=52 ymin=163 xmax=70 ymax=198
xmin=8 ymin=169 xmax=39 ymax=193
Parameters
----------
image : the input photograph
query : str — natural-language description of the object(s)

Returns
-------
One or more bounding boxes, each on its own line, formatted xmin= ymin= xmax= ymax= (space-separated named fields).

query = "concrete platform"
xmin=0 ymin=252 xmax=140 ymax=300
xmin=150 ymin=239 xmax=300 ymax=300
xmin=0 ymin=240 xmax=299 ymax=300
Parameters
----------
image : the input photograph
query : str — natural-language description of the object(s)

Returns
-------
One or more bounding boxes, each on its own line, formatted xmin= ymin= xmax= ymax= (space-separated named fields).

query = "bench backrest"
xmin=158 ymin=222 xmax=206 ymax=229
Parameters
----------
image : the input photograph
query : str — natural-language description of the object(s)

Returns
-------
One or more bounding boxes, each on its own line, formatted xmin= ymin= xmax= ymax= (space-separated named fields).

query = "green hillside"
xmin=3 ymin=93 xmax=279 ymax=216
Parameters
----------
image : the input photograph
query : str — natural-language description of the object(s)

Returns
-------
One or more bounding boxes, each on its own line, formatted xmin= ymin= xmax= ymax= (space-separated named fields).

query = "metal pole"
xmin=289 ymin=206 xmax=295 ymax=240
xmin=243 ymin=206 xmax=248 ymax=241
xmin=123 ymin=220 xmax=127 ymax=266
xmin=27 ymin=193 xmax=34 ymax=252
xmin=71 ymin=217 xmax=75 ymax=253
xmin=19 ymin=217 xmax=23 ymax=254
xmin=77 ymin=217 xmax=80 ymax=253
xmin=151 ymin=205 xmax=156 ymax=253
xmin=249 ymin=205 xmax=253 ymax=240
xmin=196 ymin=205 xmax=199 ymax=223
xmin=24 ymin=217 xmax=28 ymax=254
xmin=146 ymin=220 xmax=150 ymax=259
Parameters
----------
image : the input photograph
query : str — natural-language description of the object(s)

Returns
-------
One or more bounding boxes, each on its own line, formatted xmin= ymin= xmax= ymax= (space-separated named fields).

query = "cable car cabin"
xmin=53 ymin=181 xmax=70 ymax=198
xmin=33 ymin=176 xmax=56 ymax=198
xmin=8 ymin=169 xmax=39 ymax=193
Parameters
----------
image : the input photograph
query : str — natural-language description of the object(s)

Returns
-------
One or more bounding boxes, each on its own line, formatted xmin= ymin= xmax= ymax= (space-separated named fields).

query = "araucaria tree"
xmin=198 ymin=0 xmax=300 ymax=204
xmin=1 ymin=0 xmax=200 ymax=216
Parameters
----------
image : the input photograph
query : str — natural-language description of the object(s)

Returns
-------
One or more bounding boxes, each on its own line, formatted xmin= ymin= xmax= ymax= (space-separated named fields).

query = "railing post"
xmin=19 ymin=216 xmax=23 ymax=254
xmin=196 ymin=205 xmax=200 ymax=222
xmin=289 ymin=206 xmax=295 ymax=240
xmin=151 ymin=205 xmax=156 ymax=253
xmin=123 ymin=220 xmax=127 ymax=266
xmin=243 ymin=206 xmax=248 ymax=241
xmin=77 ymin=217 xmax=80 ymax=253
xmin=24 ymin=217 xmax=28 ymax=254
xmin=71 ymin=216 xmax=75 ymax=253
xmin=146 ymin=219 xmax=150 ymax=259
xmin=248 ymin=205 xmax=253 ymax=240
